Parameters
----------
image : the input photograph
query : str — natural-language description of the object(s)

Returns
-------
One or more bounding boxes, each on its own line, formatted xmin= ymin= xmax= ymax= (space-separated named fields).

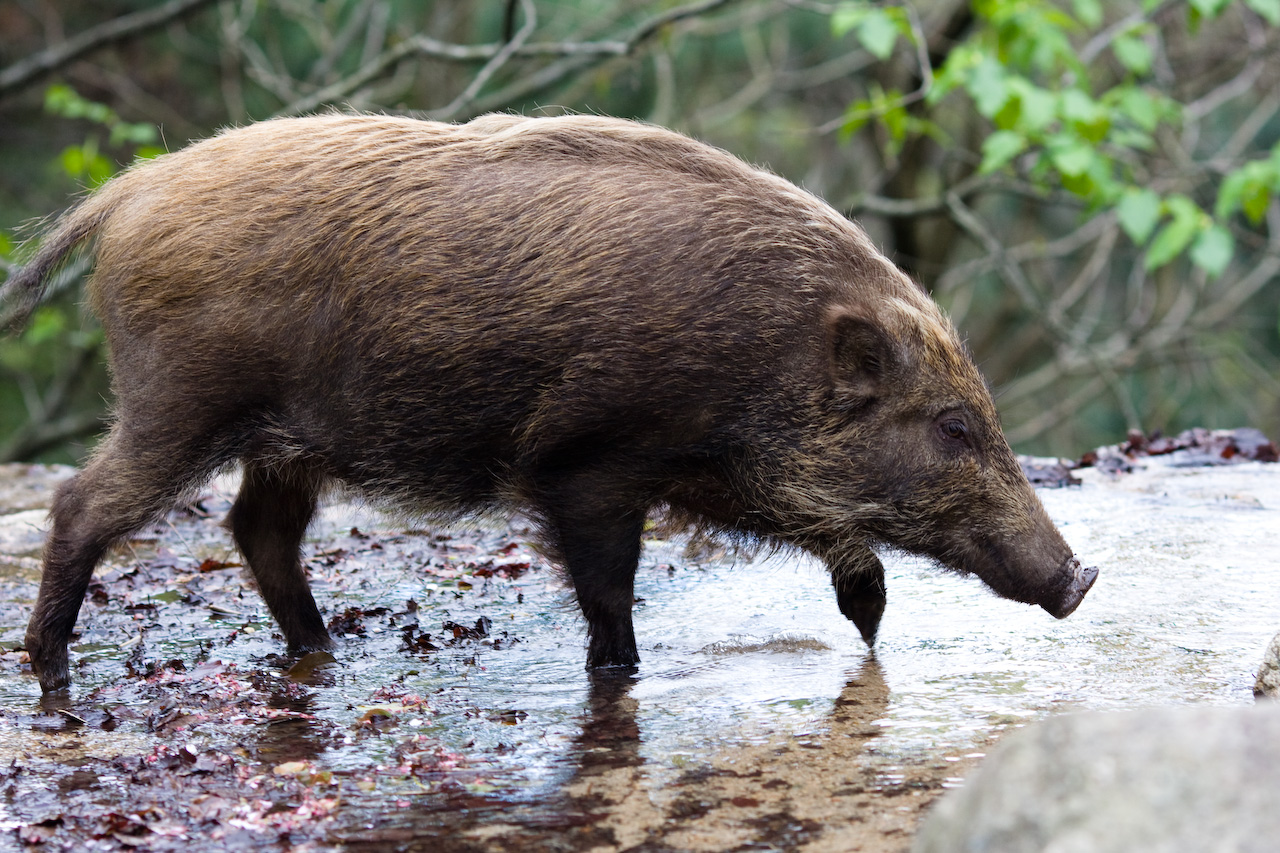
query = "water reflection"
xmin=571 ymin=668 xmax=643 ymax=777
xmin=543 ymin=657 xmax=892 ymax=852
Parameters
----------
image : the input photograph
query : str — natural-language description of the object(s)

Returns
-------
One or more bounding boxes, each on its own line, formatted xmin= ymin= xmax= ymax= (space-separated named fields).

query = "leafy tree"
xmin=831 ymin=0 xmax=1280 ymax=449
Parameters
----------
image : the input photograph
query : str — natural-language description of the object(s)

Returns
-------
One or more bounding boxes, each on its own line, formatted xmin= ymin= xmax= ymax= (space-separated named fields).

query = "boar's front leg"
xmin=227 ymin=460 xmax=331 ymax=653
xmin=536 ymin=477 xmax=645 ymax=669
xmin=830 ymin=545 xmax=887 ymax=647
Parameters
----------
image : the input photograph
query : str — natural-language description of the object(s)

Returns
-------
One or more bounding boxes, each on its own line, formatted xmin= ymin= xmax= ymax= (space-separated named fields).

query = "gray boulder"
xmin=1257 ymin=630 xmax=1280 ymax=698
xmin=913 ymin=705 xmax=1280 ymax=853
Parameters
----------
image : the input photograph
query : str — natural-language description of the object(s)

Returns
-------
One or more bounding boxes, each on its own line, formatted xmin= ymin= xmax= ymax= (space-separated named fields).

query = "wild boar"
xmin=3 ymin=113 xmax=1097 ymax=693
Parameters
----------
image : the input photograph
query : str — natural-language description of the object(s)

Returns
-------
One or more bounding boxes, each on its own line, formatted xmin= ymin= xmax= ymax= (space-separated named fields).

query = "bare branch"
xmin=1078 ymin=4 xmax=1168 ymax=64
xmin=0 ymin=338 xmax=104 ymax=463
xmin=935 ymin=211 xmax=1113 ymax=295
xmin=277 ymin=0 xmax=746 ymax=118
xmin=459 ymin=0 xmax=747 ymax=119
xmin=0 ymin=410 xmax=104 ymax=463
xmin=847 ymin=172 xmax=991 ymax=218
xmin=1214 ymin=82 xmax=1280 ymax=165
xmin=1185 ymin=58 xmax=1265 ymax=121
xmin=431 ymin=0 xmax=538 ymax=121
xmin=1003 ymin=376 xmax=1106 ymax=447
xmin=944 ymin=191 xmax=1047 ymax=315
xmin=944 ymin=194 xmax=1144 ymax=430
xmin=0 ymin=0 xmax=226 ymax=100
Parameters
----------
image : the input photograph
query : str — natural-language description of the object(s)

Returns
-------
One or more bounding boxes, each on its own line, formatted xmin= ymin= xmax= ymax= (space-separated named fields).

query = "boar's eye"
xmin=938 ymin=418 xmax=970 ymax=445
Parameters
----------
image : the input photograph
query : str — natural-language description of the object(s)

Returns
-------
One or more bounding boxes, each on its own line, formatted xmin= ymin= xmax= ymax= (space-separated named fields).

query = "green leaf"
xmin=1113 ymin=35 xmax=1153 ymax=75
xmin=44 ymin=84 xmax=76 ymax=115
xmin=1109 ymin=129 xmax=1154 ymax=151
xmin=24 ymin=306 xmax=68 ymax=346
xmin=881 ymin=100 xmax=909 ymax=148
xmin=968 ymin=58 xmax=1009 ymax=118
xmin=1242 ymin=183 xmax=1271 ymax=223
xmin=59 ymin=146 xmax=87 ymax=180
xmin=929 ymin=43 xmax=982 ymax=104
xmin=1247 ymin=0 xmax=1280 ymax=25
xmin=1190 ymin=225 xmax=1234 ymax=277
xmin=839 ymin=98 xmax=875 ymax=139
xmin=109 ymin=121 xmax=158 ymax=148
xmin=979 ymin=130 xmax=1028 ymax=174
xmin=1049 ymin=140 xmax=1094 ymax=177
xmin=857 ymin=9 xmax=900 ymax=60
xmin=1117 ymin=188 xmax=1162 ymax=244
xmin=1005 ymin=79 xmax=1054 ymax=133
xmin=1189 ymin=0 xmax=1231 ymax=16
xmin=86 ymin=154 xmax=114 ymax=187
xmin=1072 ymin=0 xmax=1103 ymax=27
xmin=1216 ymin=161 xmax=1274 ymax=224
xmin=1144 ymin=196 xmax=1203 ymax=270
xmin=831 ymin=3 xmax=868 ymax=37
xmin=1060 ymin=90 xmax=1110 ymax=142
xmin=1060 ymin=89 xmax=1101 ymax=124
xmin=1117 ymin=87 xmax=1160 ymax=132
xmin=1214 ymin=171 xmax=1248 ymax=221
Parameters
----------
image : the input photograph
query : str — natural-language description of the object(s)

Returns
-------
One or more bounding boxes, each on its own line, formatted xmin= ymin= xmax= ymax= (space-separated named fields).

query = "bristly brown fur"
xmin=10 ymin=113 xmax=1090 ymax=692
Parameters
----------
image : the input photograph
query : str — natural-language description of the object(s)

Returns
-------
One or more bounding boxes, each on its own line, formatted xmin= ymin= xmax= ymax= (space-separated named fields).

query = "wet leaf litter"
xmin=0 ymin=470 xmax=546 ymax=851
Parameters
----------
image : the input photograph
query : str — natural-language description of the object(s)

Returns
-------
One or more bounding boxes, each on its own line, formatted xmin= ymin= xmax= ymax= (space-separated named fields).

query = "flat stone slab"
xmin=914 ymin=704 xmax=1280 ymax=853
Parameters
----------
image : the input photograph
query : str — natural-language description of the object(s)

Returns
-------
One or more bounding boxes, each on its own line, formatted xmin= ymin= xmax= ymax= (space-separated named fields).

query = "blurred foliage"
xmin=1 ymin=0 xmax=1279 ymax=460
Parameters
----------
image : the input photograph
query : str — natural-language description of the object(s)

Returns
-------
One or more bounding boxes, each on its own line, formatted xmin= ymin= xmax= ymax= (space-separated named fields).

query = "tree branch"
xmin=432 ymin=0 xmax=538 ymax=121
xmin=0 ymin=0 xmax=227 ymax=100
xmin=278 ymin=0 xmax=744 ymax=118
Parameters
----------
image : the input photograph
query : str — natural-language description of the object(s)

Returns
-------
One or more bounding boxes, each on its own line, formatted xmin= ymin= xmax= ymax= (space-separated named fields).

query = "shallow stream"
xmin=0 ymin=459 xmax=1275 ymax=851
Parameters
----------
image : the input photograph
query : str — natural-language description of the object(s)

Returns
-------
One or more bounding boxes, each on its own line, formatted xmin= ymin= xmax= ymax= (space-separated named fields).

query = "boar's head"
xmin=780 ymin=277 xmax=1096 ymax=628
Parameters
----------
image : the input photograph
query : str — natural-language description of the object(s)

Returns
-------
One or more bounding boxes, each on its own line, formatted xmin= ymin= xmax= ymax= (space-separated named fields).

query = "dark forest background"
xmin=2 ymin=0 xmax=1279 ymax=461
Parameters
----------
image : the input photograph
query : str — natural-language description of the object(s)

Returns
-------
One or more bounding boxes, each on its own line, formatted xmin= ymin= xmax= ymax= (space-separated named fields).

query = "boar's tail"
xmin=1 ymin=197 xmax=111 ymax=332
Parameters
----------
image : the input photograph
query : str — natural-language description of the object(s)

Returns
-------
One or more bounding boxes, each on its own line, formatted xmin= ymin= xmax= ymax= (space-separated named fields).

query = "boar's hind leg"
xmin=831 ymin=546 xmax=887 ymax=647
xmin=227 ymin=461 xmax=330 ymax=654
xmin=538 ymin=482 xmax=646 ymax=668
xmin=27 ymin=431 xmax=220 ymax=693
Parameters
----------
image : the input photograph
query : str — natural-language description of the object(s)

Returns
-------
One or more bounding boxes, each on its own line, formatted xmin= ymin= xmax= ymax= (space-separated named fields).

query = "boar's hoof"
xmin=25 ymin=634 xmax=71 ymax=694
xmin=586 ymin=634 xmax=640 ymax=669
xmin=1043 ymin=558 xmax=1099 ymax=619
xmin=836 ymin=587 xmax=886 ymax=647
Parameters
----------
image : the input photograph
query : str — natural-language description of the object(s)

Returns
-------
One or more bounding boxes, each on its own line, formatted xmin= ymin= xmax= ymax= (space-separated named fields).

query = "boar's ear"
xmin=826 ymin=308 xmax=898 ymax=410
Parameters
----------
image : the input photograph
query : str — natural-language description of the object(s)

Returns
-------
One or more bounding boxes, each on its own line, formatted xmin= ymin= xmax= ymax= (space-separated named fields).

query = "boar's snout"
xmin=1041 ymin=557 xmax=1099 ymax=619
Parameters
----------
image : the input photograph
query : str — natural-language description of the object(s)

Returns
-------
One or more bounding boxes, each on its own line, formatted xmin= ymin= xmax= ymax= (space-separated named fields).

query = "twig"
xmin=459 ymin=0 xmax=744 ymax=119
xmin=1078 ymin=5 xmax=1167 ymax=64
xmin=847 ymin=172 xmax=990 ymax=219
xmin=1003 ymin=376 xmax=1106 ymax=446
xmin=945 ymin=192 xmax=1144 ymax=430
xmin=1185 ymin=58 xmax=1265 ymax=121
xmin=0 ymin=0 xmax=226 ymax=99
xmin=431 ymin=0 xmax=537 ymax=121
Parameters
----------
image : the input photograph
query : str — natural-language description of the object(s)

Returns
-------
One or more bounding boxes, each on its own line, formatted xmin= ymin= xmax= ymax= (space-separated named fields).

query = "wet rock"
xmin=1258 ymin=631 xmax=1280 ymax=699
xmin=913 ymin=705 xmax=1280 ymax=853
